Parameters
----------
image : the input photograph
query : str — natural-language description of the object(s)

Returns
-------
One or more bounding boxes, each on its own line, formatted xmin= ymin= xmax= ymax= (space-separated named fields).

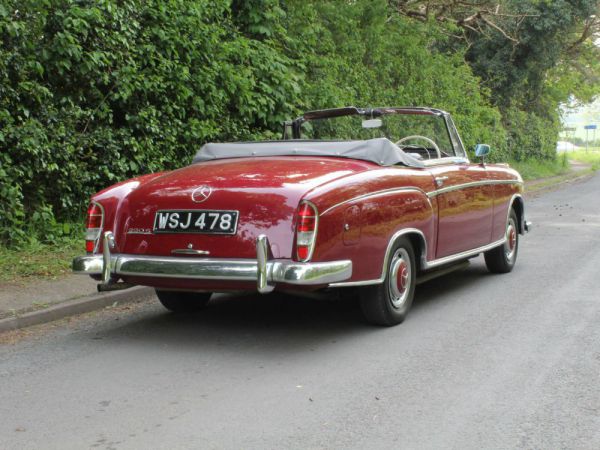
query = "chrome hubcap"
xmin=388 ymin=248 xmax=411 ymax=308
xmin=505 ymin=219 xmax=517 ymax=261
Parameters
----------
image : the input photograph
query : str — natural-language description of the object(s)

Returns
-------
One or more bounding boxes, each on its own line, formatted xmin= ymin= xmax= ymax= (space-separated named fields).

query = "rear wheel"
xmin=359 ymin=237 xmax=416 ymax=326
xmin=484 ymin=209 xmax=519 ymax=273
xmin=155 ymin=290 xmax=211 ymax=313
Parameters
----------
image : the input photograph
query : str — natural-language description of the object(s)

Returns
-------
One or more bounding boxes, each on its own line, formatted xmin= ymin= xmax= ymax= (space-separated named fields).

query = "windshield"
xmin=288 ymin=110 xmax=458 ymax=160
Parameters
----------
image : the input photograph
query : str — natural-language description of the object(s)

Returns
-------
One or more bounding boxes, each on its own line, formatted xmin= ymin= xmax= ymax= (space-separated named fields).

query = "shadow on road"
xmin=88 ymin=262 xmax=490 ymax=354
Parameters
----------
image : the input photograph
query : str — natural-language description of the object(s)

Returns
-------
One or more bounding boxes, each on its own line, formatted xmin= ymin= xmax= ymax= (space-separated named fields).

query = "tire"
xmin=359 ymin=237 xmax=416 ymax=326
xmin=155 ymin=290 xmax=212 ymax=313
xmin=484 ymin=209 xmax=519 ymax=273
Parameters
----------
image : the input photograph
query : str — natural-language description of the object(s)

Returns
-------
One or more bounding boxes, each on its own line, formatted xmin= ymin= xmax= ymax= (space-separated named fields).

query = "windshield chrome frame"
xmin=285 ymin=106 xmax=449 ymax=140
xmin=284 ymin=106 xmax=467 ymax=164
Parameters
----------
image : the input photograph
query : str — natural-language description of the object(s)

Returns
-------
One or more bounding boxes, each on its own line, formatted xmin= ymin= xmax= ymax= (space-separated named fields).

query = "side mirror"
xmin=474 ymin=144 xmax=491 ymax=164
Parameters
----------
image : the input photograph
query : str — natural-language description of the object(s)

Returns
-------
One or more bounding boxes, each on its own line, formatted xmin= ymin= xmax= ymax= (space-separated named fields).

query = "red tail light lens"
xmin=296 ymin=202 xmax=318 ymax=262
xmin=86 ymin=203 xmax=103 ymax=229
xmin=85 ymin=202 xmax=104 ymax=253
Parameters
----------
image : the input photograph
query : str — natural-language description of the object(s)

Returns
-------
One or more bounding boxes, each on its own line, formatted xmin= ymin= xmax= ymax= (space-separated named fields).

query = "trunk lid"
xmin=120 ymin=156 xmax=372 ymax=259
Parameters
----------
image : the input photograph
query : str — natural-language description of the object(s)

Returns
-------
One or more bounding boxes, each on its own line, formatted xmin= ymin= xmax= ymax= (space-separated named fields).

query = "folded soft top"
xmin=192 ymin=138 xmax=424 ymax=168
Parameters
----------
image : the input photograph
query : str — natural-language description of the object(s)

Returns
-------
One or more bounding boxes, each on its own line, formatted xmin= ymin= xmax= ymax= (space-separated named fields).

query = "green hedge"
xmin=0 ymin=0 xmax=558 ymax=247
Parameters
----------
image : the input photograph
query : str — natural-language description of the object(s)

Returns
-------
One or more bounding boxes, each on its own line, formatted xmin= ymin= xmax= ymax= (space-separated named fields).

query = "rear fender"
xmin=88 ymin=172 xmax=167 ymax=252
xmin=312 ymin=189 xmax=436 ymax=283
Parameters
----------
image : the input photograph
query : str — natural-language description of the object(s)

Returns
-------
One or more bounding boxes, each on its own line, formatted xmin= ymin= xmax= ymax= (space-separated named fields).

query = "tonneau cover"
xmin=192 ymin=138 xmax=424 ymax=168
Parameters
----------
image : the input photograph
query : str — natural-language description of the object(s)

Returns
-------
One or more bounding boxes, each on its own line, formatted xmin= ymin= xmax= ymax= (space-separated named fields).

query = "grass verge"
xmin=0 ymin=238 xmax=82 ymax=284
xmin=508 ymin=153 xmax=570 ymax=180
xmin=566 ymin=150 xmax=600 ymax=170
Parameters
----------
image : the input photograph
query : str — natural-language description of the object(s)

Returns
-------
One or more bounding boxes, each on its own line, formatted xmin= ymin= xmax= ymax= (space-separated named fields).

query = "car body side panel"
xmin=313 ymin=192 xmax=436 ymax=282
xmin=305 ymin=167 xmax=437 ymax=282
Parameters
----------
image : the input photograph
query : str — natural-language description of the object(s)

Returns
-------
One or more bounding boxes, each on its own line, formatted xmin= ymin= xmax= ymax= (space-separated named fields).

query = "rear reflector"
xmin=85 ymin=240 xmax=95 ymax=253
xmin=297 ymin=245 xmax=310 ymax=261
xmin=296 ymin=201 xmax=318 ymax=262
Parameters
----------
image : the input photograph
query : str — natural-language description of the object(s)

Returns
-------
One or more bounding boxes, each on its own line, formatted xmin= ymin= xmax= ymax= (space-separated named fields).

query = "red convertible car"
xmin=73 ymin=107 xmax=530 ymax=326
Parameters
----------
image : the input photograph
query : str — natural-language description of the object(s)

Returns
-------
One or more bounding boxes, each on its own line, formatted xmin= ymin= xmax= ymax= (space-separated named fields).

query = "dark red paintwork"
xmin=89 ymin=153 xmax=523 ymax=291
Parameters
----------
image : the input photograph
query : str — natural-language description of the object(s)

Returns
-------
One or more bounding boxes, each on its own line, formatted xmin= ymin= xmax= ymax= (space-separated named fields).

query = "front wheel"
xmin=358 ymin=237 xmax=416 ymax=326
xmin=484 ymin=209 xmax=519 ymax=273
xmin=155 ymin=290 xmax=212 ymax=313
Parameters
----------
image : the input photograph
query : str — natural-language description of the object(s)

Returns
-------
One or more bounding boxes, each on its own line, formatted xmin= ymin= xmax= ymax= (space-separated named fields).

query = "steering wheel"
xmin=396 ymin=135 xmax=441 ymax=159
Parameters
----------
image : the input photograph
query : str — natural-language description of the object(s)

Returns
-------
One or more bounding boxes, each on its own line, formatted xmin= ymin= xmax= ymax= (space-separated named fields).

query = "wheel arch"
xmin=382 ymin=228 xmax=429 ymax=277
xmin=509 ymin=194 xmax=525 ymax=235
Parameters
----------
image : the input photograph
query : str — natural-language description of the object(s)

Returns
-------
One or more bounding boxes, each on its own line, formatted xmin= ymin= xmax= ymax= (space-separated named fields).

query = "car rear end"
xmin=72 ymin=157 xmax=366 ymax=294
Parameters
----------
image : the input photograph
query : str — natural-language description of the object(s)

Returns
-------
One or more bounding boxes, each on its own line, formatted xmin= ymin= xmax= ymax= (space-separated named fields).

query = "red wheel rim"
xmin=508 ymin=228 xmax=517 ymax=251
xmin=388 ymin=248 xmax=411 ymax=308
xmin=396 ymin=261 xmax=408 ymax=294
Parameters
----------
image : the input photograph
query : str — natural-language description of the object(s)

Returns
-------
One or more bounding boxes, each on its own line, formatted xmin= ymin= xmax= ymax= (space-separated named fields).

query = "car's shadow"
xmin=93 ymin=261 xmax=490 ymax=353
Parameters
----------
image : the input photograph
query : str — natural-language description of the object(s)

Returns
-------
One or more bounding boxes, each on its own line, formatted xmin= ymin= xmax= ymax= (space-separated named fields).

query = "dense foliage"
xmin=1 ymin=0 xmax=598 ymax=246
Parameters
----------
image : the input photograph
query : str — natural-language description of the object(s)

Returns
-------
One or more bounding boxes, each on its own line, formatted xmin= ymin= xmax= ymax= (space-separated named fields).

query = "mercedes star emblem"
xmin=191 ymin=185 xmax=212 ymax=203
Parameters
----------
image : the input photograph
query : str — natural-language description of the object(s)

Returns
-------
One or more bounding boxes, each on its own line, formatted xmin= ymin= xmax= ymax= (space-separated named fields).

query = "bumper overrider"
xmin=72 ymin=232 xmax=352 ymax=293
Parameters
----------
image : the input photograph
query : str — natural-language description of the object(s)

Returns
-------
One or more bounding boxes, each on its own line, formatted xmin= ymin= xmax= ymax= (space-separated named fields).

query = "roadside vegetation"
xmin=568 ymin=150 xmax=600 ymax=170
xmin=1 ymin=0 xmax=599 ymax=275
xmin=509 ymin=156 xmax=570 ymax=181
xmin=0 ymin=237 xmax=81 ymax=284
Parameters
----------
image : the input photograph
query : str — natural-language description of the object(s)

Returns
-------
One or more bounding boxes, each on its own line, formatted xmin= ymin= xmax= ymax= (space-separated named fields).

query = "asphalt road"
xmin=2 ymin=174 xmax=600 ymax=450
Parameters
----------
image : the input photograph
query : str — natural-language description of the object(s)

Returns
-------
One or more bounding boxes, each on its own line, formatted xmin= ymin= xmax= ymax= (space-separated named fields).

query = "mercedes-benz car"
xmin=73 ymin=107 xmax=530 ymax=326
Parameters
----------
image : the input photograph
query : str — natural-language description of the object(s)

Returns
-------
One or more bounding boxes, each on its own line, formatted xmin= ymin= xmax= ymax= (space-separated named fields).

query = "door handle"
xmin=435 ymin=176 xmax=449 ymax=188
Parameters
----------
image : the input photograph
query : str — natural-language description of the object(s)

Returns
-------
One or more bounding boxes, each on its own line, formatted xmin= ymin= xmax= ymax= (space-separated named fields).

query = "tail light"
xmin=296 ymin=201 xmax=318 ymax=262
xmin=85 ymin=202 xmax=104 ymax=253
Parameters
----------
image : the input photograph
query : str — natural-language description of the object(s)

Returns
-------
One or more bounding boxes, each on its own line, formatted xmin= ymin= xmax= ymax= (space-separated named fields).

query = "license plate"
xmin=153 ymin=210 xmax=239 ymax=234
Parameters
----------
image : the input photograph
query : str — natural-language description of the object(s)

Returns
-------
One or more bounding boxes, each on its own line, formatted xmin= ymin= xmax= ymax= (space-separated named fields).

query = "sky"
xmin=561 ymin=97 xmax=600 ymax=139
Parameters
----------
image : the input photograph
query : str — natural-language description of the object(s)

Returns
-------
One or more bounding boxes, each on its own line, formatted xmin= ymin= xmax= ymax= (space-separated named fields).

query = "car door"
xmin=429 ymin=115 xmax=495 ymax=259
xmin=429 ymin=162 xmax=494 ymax=259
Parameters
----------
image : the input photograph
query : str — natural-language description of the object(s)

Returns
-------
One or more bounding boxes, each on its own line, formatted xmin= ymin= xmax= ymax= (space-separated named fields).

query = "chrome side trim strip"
xmin=321 ymin=187 xmax=430 ymax=216
xmin=329 ymin=234 xmax=506 ymax=287
xmin=416 ymin=260 xmax=470 ymax=285
xmin=322 ymin=180 xmax=521 ymax=216
xmin=423 ymin=238 xmax=505 ymax=270
xmin=427 ymin=179 xmax=523 ymax=198
xmin=328 ymin=278 xmax=383 ymax=287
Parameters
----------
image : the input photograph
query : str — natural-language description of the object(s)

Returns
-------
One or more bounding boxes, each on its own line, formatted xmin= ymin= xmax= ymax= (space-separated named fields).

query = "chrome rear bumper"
xmin=73 ymin=232 xmax=352 ymax=293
